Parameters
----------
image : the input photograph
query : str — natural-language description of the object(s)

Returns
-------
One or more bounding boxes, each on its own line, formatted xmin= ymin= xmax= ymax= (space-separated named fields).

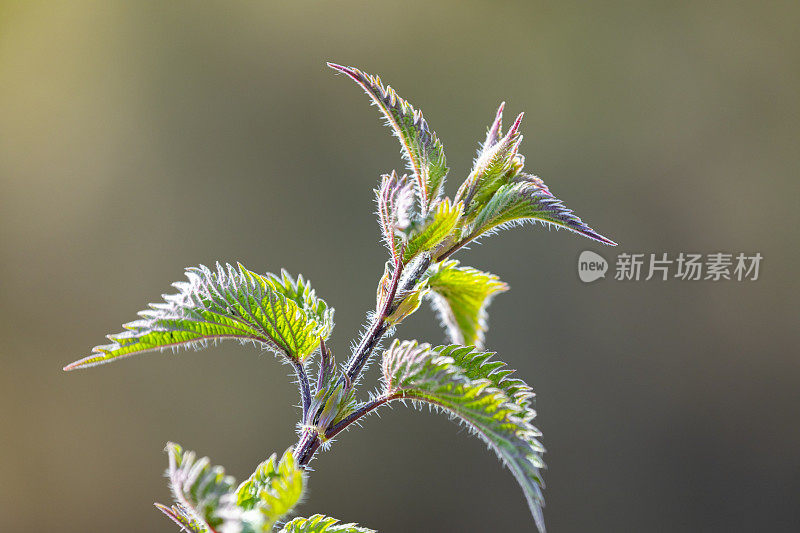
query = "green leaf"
xmin=380 ymin=341 xmax=546 ymax=532
xmin=468 ymin=179 xmax=617 ymax=246
xmin=308 ymin=379 xmax=359 ymax=433
xmin=64 ymin=262 xmax=334 ymax=370
xmin=403 ymin=197 xmax=463 ymax=262
xmin=424 ymin=260 xmax=508 ymax=349
xmin=386 ymin=279 xmax=430 ymax=326
xmin=155 ymin=503 xmax=206 ymax=533
xmin=160 ymin=443 xmax=238 ymax=532
xmin=455 ymin=108 xmax=525 ymax=213
xmin=329 ymin=63 xmax=448 ymax=215
xmin=280 ymin=514 xmax=376 ymax=533
xmin=435 ymin=344 xmax=536 ymax=420
xmin=376 ymin=171 xmax=415 ymax=260
xmin=235 ymin=448 xmax=305 ymax=528
xmin=481 ymin=101 xmax=506 ymax=153
xmin=158 ymin=444 xmax=304 ymax=533
xmin=447 ymin=103 xmax=615 ymax=248
xmin=266 ymin=269 xmax=336 ymax=341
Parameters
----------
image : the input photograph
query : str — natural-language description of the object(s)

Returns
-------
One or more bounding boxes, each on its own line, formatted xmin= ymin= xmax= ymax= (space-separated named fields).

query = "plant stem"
xmin=289 ymin=358 xmax=312 ymax=420
xmin=294 ymin=253 xmax=432 ymax=468
xmin=344 ymin=253 xmax=432 ymax=383
xmin=295 ymin=394 xmax=399 ymax=467
xmin=436 ymin=236 xmax=472 ymax=262
xmin=344 ymin=257 xmax=404 ymax=382
xmin=295 ymin=427 xmax=321 ymax=467
xmin=324 ymin=393 xmax=398 ymax=440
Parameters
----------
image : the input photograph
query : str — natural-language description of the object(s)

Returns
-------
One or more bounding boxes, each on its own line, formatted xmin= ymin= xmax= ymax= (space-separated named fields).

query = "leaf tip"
xmin=583 ymin=229 xmax=617 ymax=246
xmin=63 ymin=355 xmax=91 ymax=371
xmin=508 ymin=112 xmax=524 ymax=136
xmin=326 ymin=62 xmax=349 ymax=74
xmin=489 ymin=101 xmax=505 ymax=136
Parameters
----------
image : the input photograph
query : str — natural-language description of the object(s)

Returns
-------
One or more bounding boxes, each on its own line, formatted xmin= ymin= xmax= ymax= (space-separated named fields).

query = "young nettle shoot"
xmin=65 ymin=63 xmax=616 ymax=533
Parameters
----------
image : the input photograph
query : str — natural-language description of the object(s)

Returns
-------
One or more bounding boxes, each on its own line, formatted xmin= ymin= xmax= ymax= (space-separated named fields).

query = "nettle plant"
xmin=65 ymin=63 xmax=615 ymax=533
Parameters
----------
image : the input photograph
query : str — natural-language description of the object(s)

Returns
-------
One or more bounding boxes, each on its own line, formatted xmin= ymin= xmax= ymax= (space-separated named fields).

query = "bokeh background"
xmin=1 ymin=1 xmax=798 ymax=531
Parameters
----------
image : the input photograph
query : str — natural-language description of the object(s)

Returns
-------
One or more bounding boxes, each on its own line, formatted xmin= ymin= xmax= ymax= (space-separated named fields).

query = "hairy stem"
xmin=295 ymin=394 xmax=399 ymax=468
xmin=344 ymin=257 xmax=405 ymax=382
xmin=324 ymin=393 xmax=398 ymax=440
xmin=436 ymin=237 xmax=471 ymax=262
xmin=294 ymin=428 xmax=321 ymax=467
xmin=294 ymin=254 xmax=433 ymax=469
xmin=316 ymin=337 xmax=333 ymax=392
xmin=343 ymin=253 xmax=432 ymax=384
xmin=289 ymin=358 xmax=312 ymax=420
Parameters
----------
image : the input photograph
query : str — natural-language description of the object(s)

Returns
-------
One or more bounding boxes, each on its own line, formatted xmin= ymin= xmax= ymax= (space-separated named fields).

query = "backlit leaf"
xmin=376 ymin=171 xmax=415 ymax=260
xmin=386 ymin=279 xmax=430 ymax=326
xmin=448 ymin=103 xmax=615 ymax=248
xmin=424 ymin=261 xmax=508 ymax=348
xmin=280 ymin=514 xmax=375 ymax=533
xmin=455 ymin=108 xmax=524 ymax=213
xmin=329 ymin=63 xmax=447 ymax=215
xmin=468 ymin=179 xmax=617 ymax=246
xmin=235 ymin=448 xmax=305 ymax=528
xmin=155 ymin=503 xmax=206 ymax=533
xmin=64 ymin=263 xmax=334 ymax=370
xmin=380 ymin=341 xmax=546 ymax=532
xmin=160 ymin=443 xmax=238 ymax=532
xmin=403 ymin=197 xmax=463 ymax=262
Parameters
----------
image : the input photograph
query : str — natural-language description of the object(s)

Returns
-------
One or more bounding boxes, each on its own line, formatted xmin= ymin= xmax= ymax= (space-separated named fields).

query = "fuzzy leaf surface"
xmin=329 ymin=63 xmax=447 ymax=215
xmin=155 ymin=503 xmax=206 ymax=532
xmin=436 ymin=344 xmax=536 ymax=421
xmin=424 ymin=260 xmax=508 ymax=348
xmin=161 ymin=443 xmax=238 ymax=532
xmin=386 ymin=279 xmax=430 ymax=326
xmin=376 ymin=171 xmax=415 ymax=259
xmin=468 ymin=180 xmax=616 ymax=245
xmin=235 ymin=448 xmax=305 ymax=528
xmin=309 ymin=379 xmax=359 ymax=432
xmin=456 ymin=108 xmax=524 ymax=213
xmin=449 ymin=104 xmax=614 ymax=247
xmin=403 ymin=197 xmax=462 ymax=262
xmin=64 ymin=263 xmax=334 ymax=370
xmin=380 ymin=341 xmax=546 ymax=532
xmin=280 ymin=514 xmax=375 ymax=533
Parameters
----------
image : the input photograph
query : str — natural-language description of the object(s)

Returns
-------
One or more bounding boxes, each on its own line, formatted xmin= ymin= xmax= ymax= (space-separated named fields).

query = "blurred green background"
xmin=1 ymin=1 xmax=798 ymax=531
